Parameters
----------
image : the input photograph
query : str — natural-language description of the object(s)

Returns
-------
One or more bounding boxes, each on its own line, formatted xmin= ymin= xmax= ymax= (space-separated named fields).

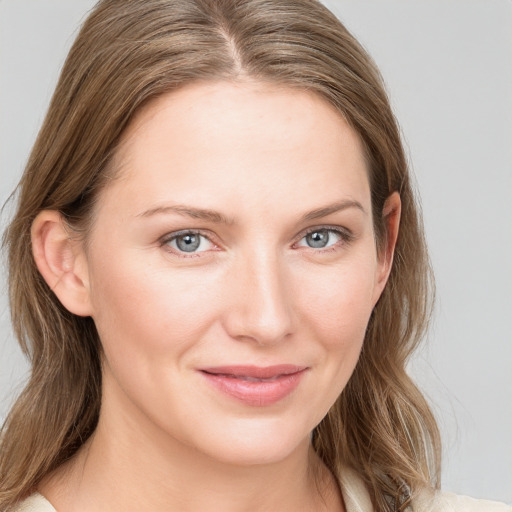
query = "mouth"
xmin=198 ymin=365 xmax=308 ymax=406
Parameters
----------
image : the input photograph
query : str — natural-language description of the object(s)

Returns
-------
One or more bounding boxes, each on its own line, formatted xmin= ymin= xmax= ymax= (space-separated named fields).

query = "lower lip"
xmin=200 ymin=370 xmax=307 ymax=407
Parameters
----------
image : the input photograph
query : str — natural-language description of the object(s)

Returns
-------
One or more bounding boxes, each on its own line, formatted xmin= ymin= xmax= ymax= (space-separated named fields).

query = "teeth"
xmin=239 ymin=375 xmax=280 ymax=382
xmin=215 ymin=373 xmax=281 ymax=382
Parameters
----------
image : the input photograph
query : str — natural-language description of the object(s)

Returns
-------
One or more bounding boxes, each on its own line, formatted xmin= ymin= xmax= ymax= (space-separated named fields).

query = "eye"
xmin=162 ymin=230 xmax=215 ymax=255
xmin=296 ymin=227 xmax=350 ymax=250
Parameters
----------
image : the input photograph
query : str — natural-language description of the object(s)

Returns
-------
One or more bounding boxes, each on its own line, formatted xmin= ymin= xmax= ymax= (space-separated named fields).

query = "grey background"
xmin=1 ymin=0 xmax=511 ymax=503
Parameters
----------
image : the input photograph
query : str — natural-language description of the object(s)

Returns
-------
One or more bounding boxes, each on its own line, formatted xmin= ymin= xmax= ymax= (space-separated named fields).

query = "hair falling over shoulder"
xmin=0 ymin=1 xmax=440 ymax=511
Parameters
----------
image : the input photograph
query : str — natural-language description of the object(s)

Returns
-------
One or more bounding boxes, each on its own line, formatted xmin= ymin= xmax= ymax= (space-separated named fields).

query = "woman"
xmin=0 ymin=1 xmax=508 ymax=511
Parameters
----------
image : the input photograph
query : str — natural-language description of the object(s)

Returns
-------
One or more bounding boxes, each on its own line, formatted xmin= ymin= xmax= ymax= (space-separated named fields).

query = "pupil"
xmin=307 ymin=230 xmax=328 ymax=248
xmin=177 ymin=234 xmax=200 ymax=252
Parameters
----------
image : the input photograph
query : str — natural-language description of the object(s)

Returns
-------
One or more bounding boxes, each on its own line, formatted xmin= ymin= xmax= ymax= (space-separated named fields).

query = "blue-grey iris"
xmin=176 ymin=233 xmax=200 ymax=252
xmin=306 ymin=230 xmax=329 ymax=248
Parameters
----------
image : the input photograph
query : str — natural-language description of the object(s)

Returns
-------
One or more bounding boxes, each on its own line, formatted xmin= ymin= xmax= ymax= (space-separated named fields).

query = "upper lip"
xmin=199 ymin=365 xmax=308 ymax=379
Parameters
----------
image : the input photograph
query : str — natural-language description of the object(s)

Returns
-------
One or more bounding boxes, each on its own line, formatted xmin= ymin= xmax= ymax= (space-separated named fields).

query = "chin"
xmin=181 ymin=416 xmax=313 ymax=467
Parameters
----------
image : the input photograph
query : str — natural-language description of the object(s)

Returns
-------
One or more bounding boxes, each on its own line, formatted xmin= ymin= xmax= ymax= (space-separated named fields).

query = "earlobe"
xmin=31 ymin=210 xmax=93 ymax=317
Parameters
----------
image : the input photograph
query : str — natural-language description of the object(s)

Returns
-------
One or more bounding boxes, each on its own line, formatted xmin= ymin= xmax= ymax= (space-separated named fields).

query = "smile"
xmin=199 ymin=365 xmax=309 ymax=407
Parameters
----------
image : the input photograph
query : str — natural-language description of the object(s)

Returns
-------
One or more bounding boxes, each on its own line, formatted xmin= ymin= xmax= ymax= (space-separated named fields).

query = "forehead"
xmin=102 ymin=80 xmax=371 ymax=219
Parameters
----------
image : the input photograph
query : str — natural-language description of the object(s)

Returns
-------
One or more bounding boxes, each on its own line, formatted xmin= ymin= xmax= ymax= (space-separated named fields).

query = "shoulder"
xmin=413 ymin=487 xmax=511 ymax=512
xmin=338 ymin=465 xmax=510 ymax=512
xmin=10 ymin=493 xmax=56 ymax=512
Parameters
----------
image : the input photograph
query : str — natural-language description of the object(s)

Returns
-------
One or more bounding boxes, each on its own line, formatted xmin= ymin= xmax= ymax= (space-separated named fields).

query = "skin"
xmin=32 ymin=80 xmax=400 ymax=512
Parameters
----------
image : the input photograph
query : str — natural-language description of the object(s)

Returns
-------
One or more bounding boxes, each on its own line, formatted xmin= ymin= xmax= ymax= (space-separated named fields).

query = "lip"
xmin=199 ymin=365 xmax=308 ymax=407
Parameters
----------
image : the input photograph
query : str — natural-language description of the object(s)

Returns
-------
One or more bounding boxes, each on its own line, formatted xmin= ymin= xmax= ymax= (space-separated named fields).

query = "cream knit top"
xmin=13 ymin=466 xmax=511 ymax=512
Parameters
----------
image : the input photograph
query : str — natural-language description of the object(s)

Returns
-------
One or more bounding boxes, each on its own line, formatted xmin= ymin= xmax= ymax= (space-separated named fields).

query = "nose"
xmin=222 ymin=250 xmax=295 ymax=346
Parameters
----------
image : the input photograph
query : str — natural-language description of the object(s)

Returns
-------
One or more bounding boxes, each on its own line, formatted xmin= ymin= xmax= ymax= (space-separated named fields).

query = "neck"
xmin=39 ymin=378 xmax=343 ymax=512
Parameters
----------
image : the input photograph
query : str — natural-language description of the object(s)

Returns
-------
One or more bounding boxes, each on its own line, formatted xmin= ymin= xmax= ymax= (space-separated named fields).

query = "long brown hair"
xmin=1 ymin=1 xmax=440 ymax=510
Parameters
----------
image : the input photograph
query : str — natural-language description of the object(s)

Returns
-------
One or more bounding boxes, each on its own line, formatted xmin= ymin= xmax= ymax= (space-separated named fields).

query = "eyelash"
xmin=159 ymin=229 xmax=218 ymax=258
xmin=159 ymin=226 xmax=354 ymax=258
xmin=298 ymin=226 xmax=354 ymax=252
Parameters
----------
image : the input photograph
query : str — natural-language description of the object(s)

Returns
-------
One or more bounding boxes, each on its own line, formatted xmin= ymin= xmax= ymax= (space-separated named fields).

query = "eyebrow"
xmin=299 ymin=199 xmax=366 ymax=222
xmin=137 ymin=199 xmax=366 ymax=224
xmin=137 ymin=204 xmax=235 ymax=224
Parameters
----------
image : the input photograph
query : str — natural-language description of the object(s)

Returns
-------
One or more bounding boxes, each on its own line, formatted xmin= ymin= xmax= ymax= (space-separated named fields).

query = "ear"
xmin=31 ymin=210 xmax=93 ymax=317
xmin=372 ymin=192 xmax=401 ymax=303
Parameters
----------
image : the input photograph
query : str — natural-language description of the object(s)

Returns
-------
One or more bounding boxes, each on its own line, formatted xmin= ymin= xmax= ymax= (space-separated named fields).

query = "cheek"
xmin=292 ymin=255 xmax=378 ymax=392
xmin=87 ymin=249 xmax=225 ymax=364
xmin=296 ymin=258 xmax=377 ymax=341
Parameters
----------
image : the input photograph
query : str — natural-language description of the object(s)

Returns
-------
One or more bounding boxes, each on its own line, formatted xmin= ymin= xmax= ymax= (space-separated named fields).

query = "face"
xmin=81 ymin=81 xmax=391 ymax=466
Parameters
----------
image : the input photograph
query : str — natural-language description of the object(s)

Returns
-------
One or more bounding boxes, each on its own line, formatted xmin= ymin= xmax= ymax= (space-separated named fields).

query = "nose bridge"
xmin=225 ymin=245 xmax=294 ymax=345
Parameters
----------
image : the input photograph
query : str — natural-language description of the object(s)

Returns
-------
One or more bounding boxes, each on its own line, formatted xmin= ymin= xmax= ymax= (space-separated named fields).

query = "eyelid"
xmin=293 ymin=225 xmax=354 ymax=250
xmin=159 ymin=229 xmax=220 ymax=257
xmin=158 ymin=224 xmax=354 ymax=258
